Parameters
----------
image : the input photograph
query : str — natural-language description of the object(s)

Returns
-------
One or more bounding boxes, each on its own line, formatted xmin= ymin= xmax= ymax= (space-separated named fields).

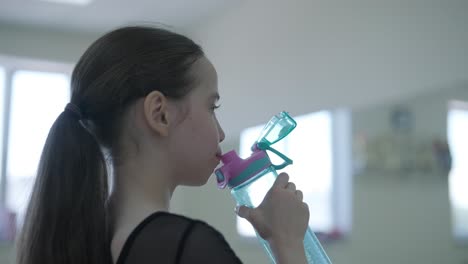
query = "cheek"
xmin=170 ymin=123 xmax=206 ymax=163
xmin=188 ymin=116 xmax=218 ymax=144
xmin=172 ymin=119 xmax=219 ymax=185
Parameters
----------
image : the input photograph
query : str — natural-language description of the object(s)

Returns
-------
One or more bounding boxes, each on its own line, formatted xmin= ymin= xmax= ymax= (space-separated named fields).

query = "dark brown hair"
xmin=16 ymin=26 xmax=204 ymax=264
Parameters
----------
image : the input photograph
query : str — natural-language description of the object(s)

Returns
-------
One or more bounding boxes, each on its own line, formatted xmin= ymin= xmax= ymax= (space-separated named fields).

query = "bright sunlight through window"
xmin=0 ymin=67 xmax=4 ymax=187
xmin=0 ymin=67 xmax=5 ymax=176
xmin=238 ymin=111 xmax=344 ymax=237
xmin=6 ymin=70 xmax=70 ymax=225
xmin=448 ymin=101 xmax=468 ymax=241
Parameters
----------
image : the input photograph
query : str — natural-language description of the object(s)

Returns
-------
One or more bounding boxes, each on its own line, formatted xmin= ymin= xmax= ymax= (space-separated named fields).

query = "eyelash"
xmin=212 ymin=104 xmax=221 ymax=111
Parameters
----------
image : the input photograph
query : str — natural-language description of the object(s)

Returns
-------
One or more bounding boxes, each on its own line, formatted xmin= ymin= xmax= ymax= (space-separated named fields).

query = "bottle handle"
xmin=255 ymin=142 xmax=293 ymax=170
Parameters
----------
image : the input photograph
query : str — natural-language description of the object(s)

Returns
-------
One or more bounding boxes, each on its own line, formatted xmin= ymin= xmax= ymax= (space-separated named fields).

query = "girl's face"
xmin=168 ymin=57 xmax=225 ymax=186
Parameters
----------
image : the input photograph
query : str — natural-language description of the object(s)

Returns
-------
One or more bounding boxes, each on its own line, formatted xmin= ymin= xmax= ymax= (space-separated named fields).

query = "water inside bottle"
xmin=231 ymin=169 xmax=278 ymax=263
xmin=231 ymin=168 xmax=332 ymax=264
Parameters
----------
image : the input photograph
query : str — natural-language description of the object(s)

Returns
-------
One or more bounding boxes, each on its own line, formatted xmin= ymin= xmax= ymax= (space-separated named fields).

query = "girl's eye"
xmin=212 ymin=104 xmax=221 ymax=111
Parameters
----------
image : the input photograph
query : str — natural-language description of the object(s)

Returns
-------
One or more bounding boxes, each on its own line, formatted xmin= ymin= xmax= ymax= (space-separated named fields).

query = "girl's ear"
xmin=143 ymin=91 xmax=171 ymax=137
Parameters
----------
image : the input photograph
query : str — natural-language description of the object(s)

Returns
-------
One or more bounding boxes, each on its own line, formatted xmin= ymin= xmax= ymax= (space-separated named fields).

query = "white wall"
xmin=0 ymin=24 xmax=99 ymax=63
xmin=353 ymin=83 xmax=468 ymax=141
xmin=188 ymin=0 xmax=468 ymax=139
xmin=173 ymin=1 xmax=468 ymax=263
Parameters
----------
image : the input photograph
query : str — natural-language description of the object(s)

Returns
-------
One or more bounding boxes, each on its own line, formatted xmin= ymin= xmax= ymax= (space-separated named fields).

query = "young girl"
xmin=16 ymin=26 xmax=310 ymax=264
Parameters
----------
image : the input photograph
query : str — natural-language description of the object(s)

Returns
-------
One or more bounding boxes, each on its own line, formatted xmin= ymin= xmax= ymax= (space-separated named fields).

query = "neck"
xmin=110 ymin=154 xmax=175 ymax=230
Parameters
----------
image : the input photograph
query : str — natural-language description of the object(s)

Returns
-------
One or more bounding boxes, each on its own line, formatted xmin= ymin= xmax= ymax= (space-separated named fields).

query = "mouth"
xmin=213 ymin=152 xmax=223 ymax=172
xmin=215 ymin=150 xmax=223 ymax=161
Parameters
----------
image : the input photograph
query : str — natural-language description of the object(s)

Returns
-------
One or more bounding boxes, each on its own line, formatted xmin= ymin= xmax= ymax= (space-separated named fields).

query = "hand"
xmin=236 ymin=172 xmax=310 ymax=245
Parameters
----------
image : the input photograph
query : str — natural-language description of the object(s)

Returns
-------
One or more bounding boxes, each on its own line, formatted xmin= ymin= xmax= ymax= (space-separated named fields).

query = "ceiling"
xmin=0 ymin=0 xmax=237 ymax=33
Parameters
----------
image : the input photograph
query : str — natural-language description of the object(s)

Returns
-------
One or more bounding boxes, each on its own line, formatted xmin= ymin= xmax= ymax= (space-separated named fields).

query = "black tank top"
xmin=116 ymin=212 xmax=243 ymax=264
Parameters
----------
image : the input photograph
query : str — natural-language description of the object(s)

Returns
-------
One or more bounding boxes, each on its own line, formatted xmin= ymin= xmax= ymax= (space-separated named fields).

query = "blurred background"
xmin=0 ymin=0 xmax=467 ymax=263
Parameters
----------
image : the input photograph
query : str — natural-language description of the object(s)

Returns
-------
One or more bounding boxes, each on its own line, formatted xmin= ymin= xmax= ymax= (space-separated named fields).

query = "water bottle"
xmin=215 ymin=111 xmax=332 ymax=264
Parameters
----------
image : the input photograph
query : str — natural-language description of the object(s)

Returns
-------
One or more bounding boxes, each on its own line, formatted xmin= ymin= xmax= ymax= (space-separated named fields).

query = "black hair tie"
xmin=64 ymin=103 xmax=83 ymax=120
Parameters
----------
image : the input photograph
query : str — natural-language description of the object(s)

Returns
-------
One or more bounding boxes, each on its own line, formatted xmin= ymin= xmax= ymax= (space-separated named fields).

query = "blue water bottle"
xmin=215 ymin=111 xmax=332 ymax=264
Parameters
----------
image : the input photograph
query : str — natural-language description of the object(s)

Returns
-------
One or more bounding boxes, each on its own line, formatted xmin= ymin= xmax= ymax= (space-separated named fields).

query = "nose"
xmin=217 ymin=118 xmax=225 ymax=143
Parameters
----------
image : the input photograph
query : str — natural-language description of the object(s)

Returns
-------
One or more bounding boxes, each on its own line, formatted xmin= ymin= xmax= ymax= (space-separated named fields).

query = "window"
xmin=6 ymin=70 xmax=70 ymax=225
xmin=448 ymin=101 xmax=468 ymax=243
xmin=0 ymin=56 xmax=72 ymax=237
xmin=0 ymin=67 xmax=5 ymax=189
xmin=0 ymin=67 xmax=13 ymax=242
xmin=238 ymin=110 xmax=352 ymax=239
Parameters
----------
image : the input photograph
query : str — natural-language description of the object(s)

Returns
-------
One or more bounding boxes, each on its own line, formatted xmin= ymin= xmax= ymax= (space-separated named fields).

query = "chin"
xmin=182 ymin=173 xmax=212 ymax=187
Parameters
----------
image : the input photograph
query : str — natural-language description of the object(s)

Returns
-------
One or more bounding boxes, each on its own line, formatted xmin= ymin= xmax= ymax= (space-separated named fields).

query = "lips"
xmin=215 ymin=150 xmax=223 ymax=161
xmin=214 ymin=151 xmax=223 ymax=172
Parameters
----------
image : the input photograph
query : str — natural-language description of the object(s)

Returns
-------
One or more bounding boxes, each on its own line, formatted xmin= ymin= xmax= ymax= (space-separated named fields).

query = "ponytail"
xmin=15 ymin=25 xmax=205 ymax=264
xmin=16 ymin=108 xmax=111 ymax=264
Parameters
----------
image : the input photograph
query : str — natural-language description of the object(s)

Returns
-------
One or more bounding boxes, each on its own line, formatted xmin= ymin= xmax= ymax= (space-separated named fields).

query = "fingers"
xmin=287 ymin=183 xmax=303 ymax=201
xmin=236 ymin=205 xmax=254 ymax=221
xmin=275 ymin=173 xmax=303 ymax=201
xmin=295 ymin=190 xmax=303 ymax=201
xmin=273 ymin=173 xmax=289 ymax=188
xmin=285 ymin=182 xmax=296 ymax=191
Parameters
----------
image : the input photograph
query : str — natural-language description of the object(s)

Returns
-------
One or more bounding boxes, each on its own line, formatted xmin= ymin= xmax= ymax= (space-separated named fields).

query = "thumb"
xmin=236 ymin=205 xmax=256 ymax=222
xmin=236 ymin=205 xmax=269 ymax=240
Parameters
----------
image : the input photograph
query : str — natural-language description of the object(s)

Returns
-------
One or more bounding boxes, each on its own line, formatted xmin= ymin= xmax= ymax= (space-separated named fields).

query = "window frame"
xmin=0 ymin=54 xmax=73 ymax=210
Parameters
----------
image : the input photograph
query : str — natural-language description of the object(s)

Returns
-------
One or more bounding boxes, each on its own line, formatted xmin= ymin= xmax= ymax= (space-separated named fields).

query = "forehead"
xmin=189 ymin=56 xmax=218 ymax=96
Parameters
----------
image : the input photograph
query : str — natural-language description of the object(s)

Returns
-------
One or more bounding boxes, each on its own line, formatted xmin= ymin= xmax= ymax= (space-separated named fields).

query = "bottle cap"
xmin=215 ymin=111 xmax=297 ymax=189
